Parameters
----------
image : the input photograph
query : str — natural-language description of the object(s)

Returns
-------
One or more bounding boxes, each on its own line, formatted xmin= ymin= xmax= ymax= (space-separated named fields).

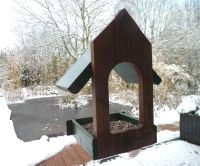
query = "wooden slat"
xmin=71 ymin=144 xmax=91 ymax=162
xmin=37 ymin=161 xmax=46 ymax=166
xmin=53 ymin=152 xmax=66 ymax=166
xmin=158 ymin=124 xmax=179 ymax=132
xmin=45 ymin=156 xmax=56 ymax=166
xmin=67 ymin=145 xmax=83 ymax=165
xmin=36 ymin=144 xmax=91 ymax=166
xmin=61 ymin=147 xmax=76 ymax=166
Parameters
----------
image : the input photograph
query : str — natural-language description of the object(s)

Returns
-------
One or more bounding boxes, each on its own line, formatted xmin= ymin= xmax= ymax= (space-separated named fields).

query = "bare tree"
xmin=115 ymin=0 xmax=175 ymax=44
xmin=13 ymin=0 xmax=114 ymax=61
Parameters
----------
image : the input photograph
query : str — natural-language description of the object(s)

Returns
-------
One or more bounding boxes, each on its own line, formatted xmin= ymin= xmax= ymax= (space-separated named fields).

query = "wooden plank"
xmin=36 ymin=144 xmax=91 ymax=166
xmin=45 ymin=156 xmax=56 ymax=166
xmin=67 ymin=145 xmax=83 ymax=165
xmin=158 ymin=123 xmax=179 ymax=132
xmin=72 ymin=144 xmax=91 ymax=162
xmin=37 ymin=161 xmax=46 ymax=166
xmin=53 ymin=152 xmax=66 ymax=166
xmin=61 ymin=147 xmax=76 ymax=166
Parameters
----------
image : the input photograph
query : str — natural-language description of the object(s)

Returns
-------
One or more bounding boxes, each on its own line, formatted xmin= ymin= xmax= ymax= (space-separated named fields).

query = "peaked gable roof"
xmin=56 ymin=49 xmax=161 ymax=94
xmin=56 ymin=9 xmax=161 ymax=94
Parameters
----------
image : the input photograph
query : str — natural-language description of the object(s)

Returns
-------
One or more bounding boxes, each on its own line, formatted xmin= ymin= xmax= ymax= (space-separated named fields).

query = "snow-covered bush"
xmin=56 ymin=93 xmax=89 ymax=110
xmin=153 ymin=60 xmax=192 ymax=109
xmin=177 ymin=95 xmax=200 ymax=116
xmin=108 ymin=70 xmax=139 ymax=107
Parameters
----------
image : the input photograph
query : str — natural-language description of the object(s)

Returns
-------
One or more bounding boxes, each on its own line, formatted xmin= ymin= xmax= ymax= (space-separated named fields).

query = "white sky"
xmin=0 ymin=0 xmax=16 ymax=50
xmin=0 ymin=0 xmax=186 ymax=50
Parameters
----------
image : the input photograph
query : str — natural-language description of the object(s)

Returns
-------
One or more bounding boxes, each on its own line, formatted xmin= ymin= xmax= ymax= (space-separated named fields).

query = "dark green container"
xmin=67 ymin=113 xmax=139 ymax=159
xmin=180 ymin=114 xmax=200 ymax=145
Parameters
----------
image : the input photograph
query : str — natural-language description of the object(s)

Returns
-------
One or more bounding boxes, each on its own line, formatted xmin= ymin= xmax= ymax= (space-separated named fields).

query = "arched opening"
xmin=108 ymin=62 xmax=140 ymax=134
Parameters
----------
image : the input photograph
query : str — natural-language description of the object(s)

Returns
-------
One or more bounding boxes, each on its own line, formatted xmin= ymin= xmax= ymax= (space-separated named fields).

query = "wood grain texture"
xmin=45 ymin=156 xmax=56 ymax=166
xmin=53 ymin=152 xmax=66 ymax=166
xmin=67 ymin=145 xmax=83 ymax=165
xmin=71 ymin=144 xmax=91 ymax=162
xmin=36 ymin=144 xmax=91 ymax=166
xmin=61 ymin=147 xmax=76 ymax=166
xmin=90 ymin=9 xmax=156 ymax=158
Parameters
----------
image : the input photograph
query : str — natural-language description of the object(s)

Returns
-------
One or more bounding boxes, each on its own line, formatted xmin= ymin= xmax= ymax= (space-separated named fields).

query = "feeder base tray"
xmin=67 ymin=113 xmax=156 ymax=159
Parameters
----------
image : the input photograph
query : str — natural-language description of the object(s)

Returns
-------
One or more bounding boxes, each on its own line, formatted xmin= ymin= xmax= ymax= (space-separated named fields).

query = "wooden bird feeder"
xmin=56 ymin=9 xmax=161 ymax=159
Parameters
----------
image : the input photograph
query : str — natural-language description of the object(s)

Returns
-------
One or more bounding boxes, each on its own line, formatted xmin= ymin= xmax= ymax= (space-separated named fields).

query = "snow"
xmin=3 ymin=86 xmax=59 ymax=104
xmin=61 ymin=94 xmax=90 ymax=109
xmin=109 ymin=94 xmax=180 ymax=125
xmin=0 ymin=88 xmax=5 ymax=97
xmin=154 ymin=105 xmax=179 ymax=125
xmin=16 ymin=135 xmax=76 ymax=166
xmin=0 ymin=97 xmax=77 ymax=166
xmin=86 ymin=140 xmax=200 ymax=166
xmin=109 ymin=93 xmax=133 ymax=106
xmin=1 ymin=135 xmax=77 ymax=166
xmin=165 ymin=64 xmax=181 ymax=72
xmin=3 ymin=86 xmax=90 ymax=110
xmin=2 ymin=94 xmax=200 ymax=166
xmin=177 ymin=95 xmax=200 ymax=115
xmin=196 ymin=110 xmax=200 ymax=116
xmin=157 ymin=130 xmax=180 ymax=143
xmin=129 ymin=105 xmax=179 ymax=125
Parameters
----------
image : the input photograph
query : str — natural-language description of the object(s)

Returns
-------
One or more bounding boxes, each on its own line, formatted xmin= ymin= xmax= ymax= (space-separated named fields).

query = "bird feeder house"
xmin=56 ymin=9 xmax=161 ymax=159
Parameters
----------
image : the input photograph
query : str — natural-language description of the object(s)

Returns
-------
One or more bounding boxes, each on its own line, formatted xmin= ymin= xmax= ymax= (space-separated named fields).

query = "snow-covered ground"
xmin=0 ymin=86 xmax=59 ymax=104
xmin=84 ymin=95 xmax=200 ymax=166
xmin=1 ymin=94 xmax=200 ymax=166
xmin=154 ymin=105 xmax=179 ymax=125
xmin=86 ymin=140 xmax=200 ymax=166
xmin=0 ymin=97 xmax=77 ymax=166
xmin=2 ymin=86 xmax=198 ymax=121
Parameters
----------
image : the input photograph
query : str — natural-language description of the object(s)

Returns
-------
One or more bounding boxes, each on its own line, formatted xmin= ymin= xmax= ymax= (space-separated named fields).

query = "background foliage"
xmin=1 ymin=0 xmax=200 ymax=109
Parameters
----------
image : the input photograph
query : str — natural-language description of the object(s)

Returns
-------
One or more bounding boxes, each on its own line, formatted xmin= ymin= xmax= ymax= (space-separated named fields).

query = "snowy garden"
xmin=1 ymin=0 xmax=200 ymax=165
xmin=1 ymin=94 xmax=200 ymax=165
